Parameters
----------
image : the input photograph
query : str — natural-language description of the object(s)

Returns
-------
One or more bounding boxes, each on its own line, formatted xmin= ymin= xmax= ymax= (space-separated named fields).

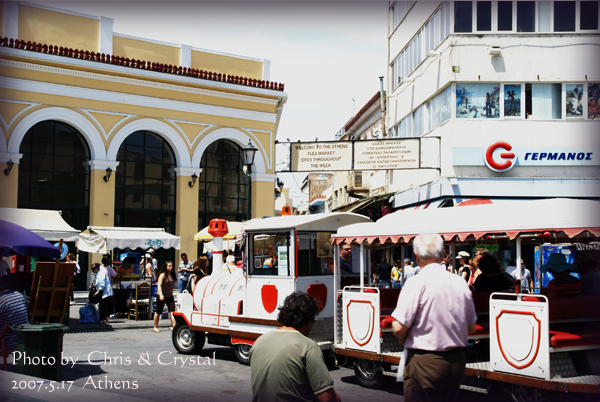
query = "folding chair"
xmin=128 ymin=282 xmax=151 ymax=321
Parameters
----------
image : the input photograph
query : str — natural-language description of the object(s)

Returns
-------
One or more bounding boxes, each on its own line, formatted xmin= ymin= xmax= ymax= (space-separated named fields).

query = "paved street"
xmin=0 ymin=300 xmax=493 ymax=402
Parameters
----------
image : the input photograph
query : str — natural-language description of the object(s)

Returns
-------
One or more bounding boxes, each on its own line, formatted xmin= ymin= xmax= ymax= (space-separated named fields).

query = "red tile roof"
xmin=0 ymin=37 xmax=285 ymax=92
xmin=344 ymin=92 xmax=381 ymax=132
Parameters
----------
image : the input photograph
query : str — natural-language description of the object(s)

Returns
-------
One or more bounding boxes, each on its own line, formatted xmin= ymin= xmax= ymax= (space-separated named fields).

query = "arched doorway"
xmin=18 ymin=120 xmax=90 ymax=289
xmin=198 ymin=140 xmax=248 ymax=254
xmin=115 ymin=130 xmax=177 ymax=264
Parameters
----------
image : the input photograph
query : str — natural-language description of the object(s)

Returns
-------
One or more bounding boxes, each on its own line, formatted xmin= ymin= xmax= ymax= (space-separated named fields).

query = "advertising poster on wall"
xmin=504 ymin=84 xmax=521 ymax=117
xmin=277 ymin=246 xmax=288 ymax=276
xmin=566 ymin=84 xmax=584 ymax=117
xmin=588 ymin=83 xmax=600 ymax=119
xmin=456 ymin=84 xmax=500 ymax=118
xmin=316 ymin=232 xmax=332 ymax=258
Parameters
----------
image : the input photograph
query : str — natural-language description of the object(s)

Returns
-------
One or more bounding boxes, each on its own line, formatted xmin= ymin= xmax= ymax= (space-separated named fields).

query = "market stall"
xmin=0 ymin=207 xmax=79 ymax=242
xmin=78 ymin=226 xmax=181 ymax=316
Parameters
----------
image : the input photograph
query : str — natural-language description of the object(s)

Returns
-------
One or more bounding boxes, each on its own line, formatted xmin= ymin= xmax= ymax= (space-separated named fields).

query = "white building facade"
xmin=387 ymin=1 xmax=600 ymax=208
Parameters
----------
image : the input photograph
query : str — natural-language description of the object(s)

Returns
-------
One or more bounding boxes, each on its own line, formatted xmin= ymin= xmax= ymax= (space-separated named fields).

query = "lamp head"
xmin=189 ymin=173 xmax=198 ymax=188
xmin=3 ymin=159 xmax=14 ymax=176
xmin=242 ymin=140 xmax=258 ymax=169
xmin=103 ymin=167 xmax=112 ymax=182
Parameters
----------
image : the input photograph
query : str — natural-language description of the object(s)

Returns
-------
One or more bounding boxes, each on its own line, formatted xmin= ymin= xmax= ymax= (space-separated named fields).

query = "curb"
xmin=65 ymin=324 xmax=172 ymax=333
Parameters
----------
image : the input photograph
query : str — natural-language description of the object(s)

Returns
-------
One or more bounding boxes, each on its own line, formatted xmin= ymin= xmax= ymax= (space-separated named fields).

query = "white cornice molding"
xmin=0 ymin=75 xmax=277 ymax=124
xmin=21 ymin=1 xmax=107 ymax=21
xmin=0 ymin=50 xmax=287 ymax=103
xmin=252 ymin=173 xmax=277 ymax=182
xmin=83 ymin=160 xmax=120 ymax=170
xmin=0 ymin=152 xmax=22 ymax=163
xmin=171 ymin=167 xmax=203 ymax=176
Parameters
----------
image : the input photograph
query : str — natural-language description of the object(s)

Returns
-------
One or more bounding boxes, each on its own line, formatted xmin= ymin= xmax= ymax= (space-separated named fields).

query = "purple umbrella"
xmin=0 ymin=219 xmax=60 ymax=258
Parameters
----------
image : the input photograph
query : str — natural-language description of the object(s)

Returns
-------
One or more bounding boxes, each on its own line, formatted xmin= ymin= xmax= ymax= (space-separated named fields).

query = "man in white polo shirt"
xmin=391 ymin=233 xmax=477 ymax=402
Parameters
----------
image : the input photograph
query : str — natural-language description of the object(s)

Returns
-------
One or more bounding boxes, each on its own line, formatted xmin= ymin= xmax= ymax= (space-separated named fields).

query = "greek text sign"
xmin=354 ymin=139 xmax=419 ymax=170
xmin=289 ymin=139 xmax=420 ymax=172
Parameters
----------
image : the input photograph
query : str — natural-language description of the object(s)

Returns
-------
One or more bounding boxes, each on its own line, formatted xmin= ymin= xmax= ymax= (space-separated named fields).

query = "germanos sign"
xmin=453 ymin=142 xmax=600 ymax=172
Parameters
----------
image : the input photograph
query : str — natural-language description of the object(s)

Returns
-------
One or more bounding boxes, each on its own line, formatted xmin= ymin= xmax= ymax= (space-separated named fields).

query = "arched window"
xmin=115 ymin=131 xmax=176 ymax=233
xmin=18 ymin=120 xmax=90 ymax=229
xmin=198 ymin=139 xmax=248 ymax=230
xmin=19 ymin=120 xmax=90 ymax=290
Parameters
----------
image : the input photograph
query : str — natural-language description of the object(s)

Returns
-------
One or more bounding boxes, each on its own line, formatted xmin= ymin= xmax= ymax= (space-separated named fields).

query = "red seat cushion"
xmin=549 ymin=327 xmax=600 ymax=348
xmin=472 ymin=322 xmax=489 ymax=336
xmin=381 ymin=315 xmax=395 ymax=329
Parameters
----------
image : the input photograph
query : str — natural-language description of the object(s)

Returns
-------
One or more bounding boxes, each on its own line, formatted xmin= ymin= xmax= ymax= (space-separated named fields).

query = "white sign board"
xmin=289 ymin=139 xmax=421 ymax=172
xmin=290 ymin=142 xmax=353 ymax=171
xmin=354 ymin=139 xmax=419 ymax=170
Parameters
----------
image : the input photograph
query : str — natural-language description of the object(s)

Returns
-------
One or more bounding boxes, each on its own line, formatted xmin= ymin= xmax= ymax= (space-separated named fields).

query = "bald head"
xmin=413 ymin=233 xmax=444 ymax=266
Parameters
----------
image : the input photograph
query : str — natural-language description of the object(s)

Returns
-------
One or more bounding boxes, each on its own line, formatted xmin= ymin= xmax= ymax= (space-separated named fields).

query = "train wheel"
xmin=234 ymin=343 xmax=252 ymax=365
xmin=353 ymin=358 xmax=384 ymax=389
xmin=172 ymin=322 xmax=205 ymax=354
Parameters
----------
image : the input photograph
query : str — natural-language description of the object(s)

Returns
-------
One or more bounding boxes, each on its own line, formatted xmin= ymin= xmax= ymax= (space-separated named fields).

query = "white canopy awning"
xmin=332 ymin=198 xmax=600 ymax=246
xmin=78 ymin=226 xmax=180 ymax=254
xmin=242 ymin=212 xmax=372 ymax=233
xmin=0 ymin=207 xmax=80 ymax=241
xmin=202 ymin=240 xmax=237 ymax=252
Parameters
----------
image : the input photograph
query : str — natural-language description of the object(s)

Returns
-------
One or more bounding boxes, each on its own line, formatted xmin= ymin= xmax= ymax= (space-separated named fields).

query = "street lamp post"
xmin=242 ymin=140 xmax=258 ymax=220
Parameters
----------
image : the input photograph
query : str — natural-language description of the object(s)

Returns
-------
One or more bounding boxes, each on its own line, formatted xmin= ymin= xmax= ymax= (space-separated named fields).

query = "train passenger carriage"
xmin=330 ymin=198 xmax=600 ymax=398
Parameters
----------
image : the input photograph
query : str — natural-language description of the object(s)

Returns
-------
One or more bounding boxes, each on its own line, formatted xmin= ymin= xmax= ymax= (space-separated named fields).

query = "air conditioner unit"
xmin=489 ymin=45 xmax=501 ymax=56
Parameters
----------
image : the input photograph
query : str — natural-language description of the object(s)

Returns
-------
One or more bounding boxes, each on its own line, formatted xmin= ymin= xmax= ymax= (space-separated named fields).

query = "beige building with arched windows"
xmin=0 ymin=2 xmax=287 ymax=272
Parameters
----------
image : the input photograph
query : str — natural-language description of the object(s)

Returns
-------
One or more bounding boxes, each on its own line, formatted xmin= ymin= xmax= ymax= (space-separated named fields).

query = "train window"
xmin=297 ymin=232 xmax=335 ymax=277
xmin=249 ymin=232 xmax=290 ymax=276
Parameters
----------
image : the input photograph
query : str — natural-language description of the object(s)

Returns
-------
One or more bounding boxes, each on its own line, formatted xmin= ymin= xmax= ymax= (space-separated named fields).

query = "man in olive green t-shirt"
xmin=249 ymin=292 xmax=341 ymax=402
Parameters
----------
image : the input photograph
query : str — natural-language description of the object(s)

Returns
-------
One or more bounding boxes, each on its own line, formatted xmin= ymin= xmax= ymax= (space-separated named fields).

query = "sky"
xmin=36 ymin=1 xmax=389 ymax=203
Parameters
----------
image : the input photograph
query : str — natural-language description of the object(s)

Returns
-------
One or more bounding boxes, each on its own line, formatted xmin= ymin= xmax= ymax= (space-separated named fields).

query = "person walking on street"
xmin=391 ymin=260 xmax=402 ymax=289
xmin=144 ymin=254 xmax=154 ymax=281
xmin=509 ymin=259 xmax=533 ymax=293
xmin=177 ymin=253 xmax=193 ymax=293
xmin=101 ymin=256 xmax=117 ymax=285
xmin=91 ymin=262 xmax=113 ymax=323
xmin=402 ymin=258 xmax=418 ymax=284
xmin=391 ymin=233 xmax=477 ymax=402
xmin=249 ymin=292 xmax=341 ymax=402
xmin=373 ymin=256 xmax=393 ymax=289
xmin=153 ymin=261 xmax=177 ymax=333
